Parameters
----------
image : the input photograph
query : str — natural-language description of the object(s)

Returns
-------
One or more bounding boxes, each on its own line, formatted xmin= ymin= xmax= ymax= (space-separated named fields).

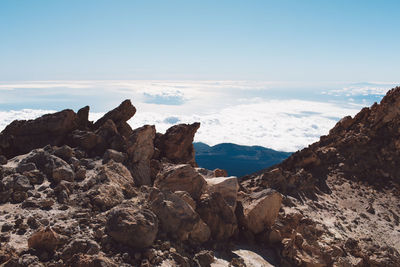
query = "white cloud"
xmin=0 ymin=80 xmax=392 ymax=152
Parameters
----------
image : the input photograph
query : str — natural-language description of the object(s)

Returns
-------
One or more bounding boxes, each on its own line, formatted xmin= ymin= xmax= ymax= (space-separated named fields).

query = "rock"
xmin=149 ymin=189 xmax=210 ymax=242
xmin=105 ymin=205 xmax=158 ymax=248
xmin=155 ymin=123 xmax=200 ymax=166
xmin=154 ymin=164 xmax=206 ymax=200
xmin=214 ymin=168 xmax=228 ymax=177
xmin=197 ymin=192 xmax=237 ymax=240
xmin=16 ymin=162 xmax=36 ymax=173
xmin=126 ymin=125 xmax=156 ymax=185
xmin=0 ymin=109 xmax=78 ymax=158
xmin=27 ymin=227 xmax=60 ymax=252
xmin=174 ymin=190 xmax=197 ymax=210
xmin=54 ymin=145 xmax=74 ymax=161
xmin=238 ymin=189 xmax=282 ymax=234
xmin=102 ymin=149 xmax=126 ymax=164
xmin=0 ymin=155 xmax=7 ymax=165
xmin=61 ymin=239 xmax=100 ymax=261
xmin=17 ymin=254 xmax=44 ymax=267
xmin=67 ymin=254 xmax=118 ymax=267
xmin=77 ymin=105 xmax=90 ymax=129
xmin=52 ymin=166 xmax=75 ymax=183
xmin=71 ymin=130 xmax=101 ymax=151
xmin=205 ymin=176 xmax=238 ymax=211
xmin=87 ymin=161 xmax=136 ymax=211
xmin=194 ymin=250 xmax=214 ymax=267
xmin=94 ymin=99 xmax=136 ymax=129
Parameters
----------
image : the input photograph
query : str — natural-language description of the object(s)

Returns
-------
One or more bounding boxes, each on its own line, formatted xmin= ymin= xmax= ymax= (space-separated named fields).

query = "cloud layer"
xmin=0 ymin=80 xmax=394 ymax=152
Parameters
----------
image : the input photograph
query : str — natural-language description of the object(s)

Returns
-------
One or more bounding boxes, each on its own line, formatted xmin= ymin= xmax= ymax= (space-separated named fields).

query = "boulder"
xmin=71 ymin=130 xmax=102 ymax=151
xmin=126 ymin=125 xmax=156 ymax=185
xmin=155 ymin=123 xmax=200 ymax=166
xmin=102 ymin=149 xmax=127 ymax=164
xmin=149 ymin=189 xmax=210 ymax=243
xmin=196 ymin=192 xmax=237 ymax=240
xmin=238 ymin=189 xmax=282 ymax=234
xmin=214 ymin=169 xmax=228 ymax=177
xmin=87 ymin=161 xmax=136 ymax=211
xmin=0 ymin=109 xmax=78 ymax=158
xmin=93 ymin=99 xmax=136 ymax=129
xmin=154 ymin=164 xmax=206 ymax=200
xmin=76 ymin=105 xmax=90 ymax=129
xmin=105 ymin=205 xmax=158 ymax=248
xmin=28 ymin=227 xmax=61 ymax=252
xmin=205 ymin=176 xmax=238 ymax=211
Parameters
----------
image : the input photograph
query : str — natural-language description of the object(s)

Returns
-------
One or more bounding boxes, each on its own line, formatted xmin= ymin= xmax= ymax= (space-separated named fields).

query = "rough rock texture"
xmin=126 ymin=125 xmax=156 ymax=185
xmin=0 ymin=110 xmax=79 ymax=158
xmin=105 ymin=204 xmax=158 ymax=248
xmin=241 ymin=86 xmax=400 ymax=266
xmin=149 ymin=189 xmax=210 ymax=243
xmin=154 ymin=164 xmax=207 ymax=200
xmin=155 ymin=122 xmax=200 ymax=166
xmin=204 ymin=176 xmax=239 ymax=211
xmin=197 ymin=192 xmax=237 ymax=241
xmin=93 ymin=99 xmax=136 ymax=129
xmin=237 ymin=189 xmax=282 ymax=234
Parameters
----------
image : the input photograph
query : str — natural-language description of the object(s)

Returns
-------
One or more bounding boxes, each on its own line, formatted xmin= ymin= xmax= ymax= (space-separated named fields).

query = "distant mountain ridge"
xmin=194 ymin=142 xmax=292 ymax=177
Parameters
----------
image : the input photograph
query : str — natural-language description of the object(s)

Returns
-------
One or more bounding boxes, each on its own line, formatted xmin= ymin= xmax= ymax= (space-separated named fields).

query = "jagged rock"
xmin=77 ymin=105 xmax=90 ymax=129
xmin=237 ymin=189 xmax=282 ymax=234
xmin=66 ymin=254 xmax=118 ymax=267
xmin=61 ymin=239 xmax=100 ymax=261
xmin=52 ymin=165 xmax=75 ymax=183
xmin=126 ymin=125 xmax=156 ymax=185
xmin=174 ymin=190 xmax=197 ymax=210
xmin=154 ymin=164 xmax=206 ymax=200
xmin=204 ymin=176 xmax=238 ymax=211
xmin=0 ymin=109 xmax=78 ymax=158
xmin=86 ymin=161 xmax=136 ymax=211
xmin=93 ymin=99 xmax=136 ymax=129
xmin=71 ymin=130 xmax=101 ymax=151
xmin=194 ymin=250 xmax=214 ymax=267
xmin=27 ymin=227 xmax=60 ymax=252
xmin=54 ymin=145 xmax=74 ymax=161
xmin=197 ymin=192 xmax=237 ymax=240
xmin=105 ymin=205 xmax=158 ymax=248
xmin=102 ymin=149 xmax=126 ymax=164
xmin=0 ymin=155 xmax=7 ymax=165
xmin=155 ymin=123 xmax=200 ymax=166
xmin=214 ymin=168 xmax=228 ymax=177
xmin=149 ymin=189 xmax=210 ymax=243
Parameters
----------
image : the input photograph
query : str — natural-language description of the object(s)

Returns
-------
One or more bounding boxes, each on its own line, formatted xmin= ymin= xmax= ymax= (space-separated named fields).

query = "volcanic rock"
xmin=93 ymin=99 xmax=136 ymax=129
xmin=154 ymin=164 xmax=206 ymax=200
xmin=237 ymin=189 xmax=282 ymax=234
xmin=204 ymin=176 xmax=239 ymax=211
xmin=149 ymin=189 xmax=210 ymax=242
xmin=155 ymin=123 xmax=200 ymax=166
xmin=126 ymin=125 xmax=156 ymax=185
xmin=196 ymin=192 xmax=237 ymax=240
xmin=105 ymin=205 xmax=158 ymax=248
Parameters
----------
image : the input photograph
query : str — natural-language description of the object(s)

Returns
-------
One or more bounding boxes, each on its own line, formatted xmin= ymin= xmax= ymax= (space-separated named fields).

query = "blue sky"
xmin=1 ymin=0 xmax=399 ymax=81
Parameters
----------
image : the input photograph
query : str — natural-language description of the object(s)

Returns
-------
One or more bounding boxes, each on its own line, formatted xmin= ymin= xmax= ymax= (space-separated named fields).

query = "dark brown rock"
xmin=105 ymin=205 xmax=158 ymax=248
xmin=93 ymin=99 xmax=136 ymax=129
xmin=0 ymin=110 xmax=78 ymax=158
xmin=197 ymin=192 xmax=237 ymax=241
xmin=155 ymin=123 xmax=200 ymax=166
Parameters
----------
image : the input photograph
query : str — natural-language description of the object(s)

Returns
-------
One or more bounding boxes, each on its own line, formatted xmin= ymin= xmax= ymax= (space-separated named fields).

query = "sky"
xmin=1 ymin=0 xmax=399 ymax=81
xmin=0 ymin=1 xmax=399 ymax=151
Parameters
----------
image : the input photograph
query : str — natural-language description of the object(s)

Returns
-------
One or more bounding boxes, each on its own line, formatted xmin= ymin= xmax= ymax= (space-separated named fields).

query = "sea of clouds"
xmin=0 ymin=81 xmax=396 ymax=152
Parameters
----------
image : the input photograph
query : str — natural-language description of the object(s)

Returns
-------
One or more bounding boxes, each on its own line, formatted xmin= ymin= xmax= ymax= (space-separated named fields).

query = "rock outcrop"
xmin=2 ymin=87 xmax=400 ymax=266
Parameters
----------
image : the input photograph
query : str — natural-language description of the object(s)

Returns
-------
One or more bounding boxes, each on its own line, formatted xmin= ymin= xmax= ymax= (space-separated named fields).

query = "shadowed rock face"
xmin=0 ymin=110 xmax=79 ymax=158
xmin=155 ymin=122 xmax=200 ymax=167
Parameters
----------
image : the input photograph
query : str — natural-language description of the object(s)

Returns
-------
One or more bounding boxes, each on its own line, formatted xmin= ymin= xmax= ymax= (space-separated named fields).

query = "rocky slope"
xmin=242 ymin=86 xmax=400 ymax=266
xmin=1 ymin=86 xmax=400 ymax=267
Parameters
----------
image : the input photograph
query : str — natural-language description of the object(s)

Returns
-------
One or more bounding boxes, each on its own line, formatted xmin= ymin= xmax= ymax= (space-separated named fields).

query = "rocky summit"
xmin=0 ymin=87 xmax=400 ymax=267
